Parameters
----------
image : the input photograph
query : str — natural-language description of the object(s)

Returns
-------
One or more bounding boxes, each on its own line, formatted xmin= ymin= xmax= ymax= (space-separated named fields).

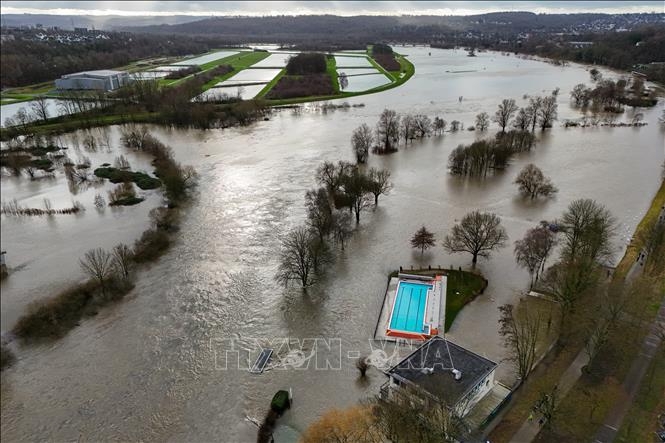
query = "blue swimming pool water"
xmin=389 ymin=281 xmax=431 ymax=333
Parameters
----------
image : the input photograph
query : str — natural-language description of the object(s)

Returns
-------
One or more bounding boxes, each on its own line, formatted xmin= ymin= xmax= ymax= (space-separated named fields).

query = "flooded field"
xmin=216 ymin=69 xmax=282 ymax=85
xmin=1 ymin=99 xmax=71 ymax=128
xmin=0 ymin=127 xmax=163 ymax=327
xmin=334 ymin=55 xmax=374 ymax=67
xmin=1 ymin=47 xmax=663 ymax=442
xmin=172 ymin=50 xmax=239 ymax=66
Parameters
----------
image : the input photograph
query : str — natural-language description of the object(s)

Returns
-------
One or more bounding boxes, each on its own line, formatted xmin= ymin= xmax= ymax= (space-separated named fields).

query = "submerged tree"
xmin=475 ymin=112 xmax=490 ymax=131
xmin=375 ymin=108 xmax=400 ymax=153
xmin=538 ymin=95 xmax=558 ymax=129
xmin=443 ymin=211 xmax=508 ymax=266
xmin=411 ymin=226 xmax=436 ymax=255
xmin=351 ymin=123 xmax=374 ymax=164
xmin=367 ymin=167 xmax=392 ymax=205
xmin=275 ymin=226 xmax=317 ymax=288
xmin=112 ymin=243 xmax=133 ymax=280
xmin=79 ymin=248 xmax=114 ymax=296
xmin=514 ymin=164 xmax=558 ymax=199
xmin=493 ymin=98 xmax=518 ymax=134
xmin=305 ymin=187 xmax=333 ymax=241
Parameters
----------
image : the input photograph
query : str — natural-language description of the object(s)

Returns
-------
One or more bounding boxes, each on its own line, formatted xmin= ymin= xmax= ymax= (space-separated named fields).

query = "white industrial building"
xmin=55 ymin=70 xmax=130 ymax=91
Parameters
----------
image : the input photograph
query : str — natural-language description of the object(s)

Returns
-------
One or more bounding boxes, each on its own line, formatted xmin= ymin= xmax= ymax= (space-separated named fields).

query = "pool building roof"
xmin=387 ymin=336 xmax=497 ymax=408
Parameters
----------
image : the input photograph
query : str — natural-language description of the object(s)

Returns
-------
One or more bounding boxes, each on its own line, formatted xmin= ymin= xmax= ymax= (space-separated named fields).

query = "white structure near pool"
xmin=375 ymin=273 xmax=446 ymax=341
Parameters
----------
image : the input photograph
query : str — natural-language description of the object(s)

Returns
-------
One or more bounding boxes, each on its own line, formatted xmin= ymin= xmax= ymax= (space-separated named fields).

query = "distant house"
xmin=383 ymin=336 xmax=498 ymax=418
xmin=55 ymin=70 xmax=130 ymax=91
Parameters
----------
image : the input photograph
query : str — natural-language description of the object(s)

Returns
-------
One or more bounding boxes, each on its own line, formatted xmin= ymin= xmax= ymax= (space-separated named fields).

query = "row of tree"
xmin=276 ymin=161 xmax=392 ymax=287
xmin=570 ymin=76 xmax=656 ymax=112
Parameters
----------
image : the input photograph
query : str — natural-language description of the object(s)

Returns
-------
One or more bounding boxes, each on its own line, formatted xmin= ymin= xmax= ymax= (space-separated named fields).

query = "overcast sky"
xmin=1 ymin=1 xmax=663 ymax=16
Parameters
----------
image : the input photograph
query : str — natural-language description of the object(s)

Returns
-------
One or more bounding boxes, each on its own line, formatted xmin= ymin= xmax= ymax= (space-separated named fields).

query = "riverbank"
xmin=487 ymin=179 xmax=665 ymax=443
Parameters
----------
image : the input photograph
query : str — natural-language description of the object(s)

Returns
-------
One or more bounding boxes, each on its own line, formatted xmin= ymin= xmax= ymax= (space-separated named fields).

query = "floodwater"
xmin=1 ymin=47 xmax=664 ymax=442
xmin=1 ymin=99 xmax=72 ymax=128
xmin=172 ymin=51 xmax=239 ymax=67
xmin=217 ymin=69 xmax=282 ymax=85
xmin=340 ymin=73 xmax=392 ymax=92
xmin=335 ymin=55 xmax=373 ymax=68
xmin=198 ymin=84 xmax=267 ymax=101
xmin=0 ymin=127 xmax=162 ymax=327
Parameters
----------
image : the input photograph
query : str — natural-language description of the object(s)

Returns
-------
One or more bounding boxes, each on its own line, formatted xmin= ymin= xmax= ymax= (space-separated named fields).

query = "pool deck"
xmin=374 ymin=274 xmax=447 ymax=342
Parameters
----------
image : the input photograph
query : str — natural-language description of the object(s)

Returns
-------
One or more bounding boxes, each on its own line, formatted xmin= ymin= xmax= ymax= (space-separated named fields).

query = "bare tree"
xmin=29 ymin=95 xmax=49 ymax=122
xmin=560 ymin=199 xmax=615 ymax=263
xmin=316 ymin=160 xmax=353 ymax=193
xmin=443 ymin=211 xmax=508 ymax=266
xmin=449 ymin=120 xmax=461 ymax=132
xmin=79 ymin=248 xmax=115 ymax=296
xmin=367 ymin=167 xmax=392 ymax=205
xmin=433 ymin=117 xmax=447 ymax=135
xmin=585 ymin=318 xmax=610 ymax=364
xmin=305 ymin=187 xmax=333 ymax=241
xmin=514 ymin=226 xmax=557 ymax=287
xmin=527 ymin=97 xmax=543 ymax=132
xmin=499 ymin=303 xmax=541 ymax=380
xmin=538 ymin=96 xmax=558 ymax=130
xmin=351 ymin=123 xmax=374 ymax=164
xmin=493 ymin=98 xmax=518 ymax=134
xmin=332 ymin=210 xmax=353 ymax=250
xmin=112 ymin=243 xmax=133 ymax=280
xmin=411 ymin=226 xmax=436 ymax=255
xmin=275 ymin=226 xmax=317 ymax=288
xmin=413 ymin=114 xmax=432 ymax=138
xmin=342 ymin=168 xmax=373 ymax=223
xmin=400 ymin=113 xmax=417 ymax=143
xmin=541 ymin=258 xmax=599 ymax=315
xmin=514 ymin=164 xmax=558 ymax=199
xmin=375 ymin=108 xmax=400 ymax=153
xmin=570 ymin=83 xmax=589 ymax=106
xmin=475 ymin=112 xmax=490 ymax=131
xmin=513 ymin=108 xmax=531 ymax=131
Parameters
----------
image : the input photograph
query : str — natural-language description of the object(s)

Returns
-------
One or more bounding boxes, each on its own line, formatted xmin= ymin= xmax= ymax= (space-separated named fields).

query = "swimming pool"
xmin=389 ymin=281 xmax=432 ymax=334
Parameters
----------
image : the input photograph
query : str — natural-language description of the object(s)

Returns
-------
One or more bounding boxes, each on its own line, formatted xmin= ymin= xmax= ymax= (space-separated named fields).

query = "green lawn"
xmin=199 ymin=51 xmax=271 ymax=92
xmin=326 ymin=55 xmax=340 ymax=94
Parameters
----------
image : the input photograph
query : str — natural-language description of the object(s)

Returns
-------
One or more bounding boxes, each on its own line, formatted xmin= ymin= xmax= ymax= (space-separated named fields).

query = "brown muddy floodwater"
xmin=1 ymin=47 xmax=664 ymax=442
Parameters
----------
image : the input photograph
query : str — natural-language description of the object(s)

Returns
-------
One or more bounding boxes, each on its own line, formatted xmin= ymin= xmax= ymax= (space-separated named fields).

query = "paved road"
xmin=509 ymin=349 xmax=590 ymax=443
